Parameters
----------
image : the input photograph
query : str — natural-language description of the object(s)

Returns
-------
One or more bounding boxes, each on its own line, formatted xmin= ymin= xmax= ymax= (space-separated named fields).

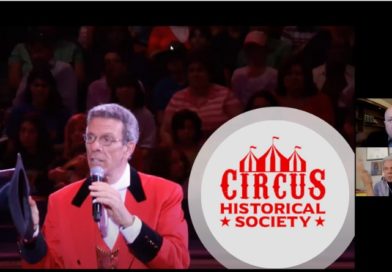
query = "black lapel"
xmin=129 ymin=166 xmax=146 ymax=202
xmin=71 ymin=177 xmax=91 ymax=207
xmin=71 ymin=166 xmax=146 ymax=207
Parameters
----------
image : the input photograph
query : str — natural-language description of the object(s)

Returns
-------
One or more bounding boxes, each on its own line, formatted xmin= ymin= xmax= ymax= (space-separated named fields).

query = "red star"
xmin=221 ymin=216 xmax=230 ymax=227
xmin=315 ymin=216 xmax=325 ymax=226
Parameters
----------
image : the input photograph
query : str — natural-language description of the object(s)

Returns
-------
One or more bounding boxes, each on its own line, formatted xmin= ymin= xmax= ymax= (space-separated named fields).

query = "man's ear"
xmin=125 ymin=142 xmax=136 ymax=159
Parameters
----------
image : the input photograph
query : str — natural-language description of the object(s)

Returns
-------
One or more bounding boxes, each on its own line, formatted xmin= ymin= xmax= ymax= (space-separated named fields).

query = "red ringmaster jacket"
xmin=20 ymin=166 xmax=190 ymax=268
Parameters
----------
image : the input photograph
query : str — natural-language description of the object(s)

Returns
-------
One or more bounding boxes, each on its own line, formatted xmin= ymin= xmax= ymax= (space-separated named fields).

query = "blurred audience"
xmin=0 ymin=24 xmax=354 ymax=207
xmin=1 ymin=112 xmax=55 ymax=196
xmin=86 ymin=47 xmax=129 ymax=110
xmin=152 ymin=42 xmax=188 ymax=125
xmin=150 ymin=147 xmax=191 ymax=189
xmin=11 ymin=29 xmax=78 ymax=114
xmin=171 ymin=109 xmax=203 ymax=166
xmin=113 ymin=74 xmax=156 ymax=172
xmin=161 ymin=51 xmax=243 ymax=146
xmin=238 ymin=26 xmax=292 ymax=70
xmin=6 ymin=63 xmax=70 ymax=145
xmin=48 ymin=113 xmax=88 ymax=190
xmin=8 ymin=26 xmax=84 ymax=92
xmin=277 ymin=58 xmax=335 ymax=126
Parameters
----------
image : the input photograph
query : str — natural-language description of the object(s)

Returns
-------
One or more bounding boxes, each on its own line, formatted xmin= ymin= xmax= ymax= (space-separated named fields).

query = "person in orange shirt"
xmin=20 ymin=103 xmax=190 ymax=268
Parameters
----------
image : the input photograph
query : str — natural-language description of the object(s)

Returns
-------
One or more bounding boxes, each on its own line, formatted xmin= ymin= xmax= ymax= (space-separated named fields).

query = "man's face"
xmin=383 ymin=160 xmax=392 ymax=182
xmin=384 ymin=108 xmax=392 ymax=138
xmin=85 ymin=117 xmax=133 ymax=181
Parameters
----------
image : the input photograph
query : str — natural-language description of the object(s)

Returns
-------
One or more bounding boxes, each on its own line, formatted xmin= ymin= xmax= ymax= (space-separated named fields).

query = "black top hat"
xmin=0 ymin=153 xmax=47 ymax=263
xmin=7 ymin=153 xmax=36 ymax=241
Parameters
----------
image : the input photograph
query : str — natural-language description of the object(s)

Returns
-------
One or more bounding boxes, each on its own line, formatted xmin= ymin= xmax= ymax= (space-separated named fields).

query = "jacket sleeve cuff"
xmin=18 ymin=232 xmax=47 ymax=264
xmin=127 ymin=221 xmax=163 ymax=263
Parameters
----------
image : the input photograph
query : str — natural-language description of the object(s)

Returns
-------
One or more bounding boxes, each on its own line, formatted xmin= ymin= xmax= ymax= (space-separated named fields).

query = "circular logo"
xmin=188 ymin=107 xmax=354 ymax=269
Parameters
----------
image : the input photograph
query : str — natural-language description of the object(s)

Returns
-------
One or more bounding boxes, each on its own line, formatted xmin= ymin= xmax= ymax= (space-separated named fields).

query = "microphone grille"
xmin=90 ymin=166 xmax=104 ymax=177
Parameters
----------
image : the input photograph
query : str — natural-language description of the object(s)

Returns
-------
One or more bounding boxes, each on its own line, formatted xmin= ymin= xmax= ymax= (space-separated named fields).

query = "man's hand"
xmin=28 ymin=196 xmax=40 ymax=233
xmin=89 ymin=182 xmax=135 ymax=228
xmin=357 ymin=159 xmax=374 ymax=196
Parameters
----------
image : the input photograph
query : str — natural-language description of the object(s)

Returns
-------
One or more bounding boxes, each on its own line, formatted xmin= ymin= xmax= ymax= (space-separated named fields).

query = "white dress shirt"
xmin=32 ymin=164 xmax=142 ymax=249
xmin=99 ymin=163 xmax=142 ymax=250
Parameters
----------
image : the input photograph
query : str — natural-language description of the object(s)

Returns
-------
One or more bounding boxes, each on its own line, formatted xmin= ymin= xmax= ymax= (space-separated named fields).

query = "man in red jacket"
xmin=20 ymin=103 xmax=190 ymax=268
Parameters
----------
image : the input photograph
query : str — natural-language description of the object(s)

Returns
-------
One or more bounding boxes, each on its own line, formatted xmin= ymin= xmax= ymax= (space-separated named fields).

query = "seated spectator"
xmin=152 ymin=42 xmax=188 ymax=125
xmin=161 ymin=51 xmax=243 ymax=146
xmin=79 ymin=26 xmax=152 ymax=93
xmin=188 ymin=27 xmax=227 ymax=86
xmin=113 ymin=74 xmax=156 ymax=172
xmin=11 ymin=29 xmax=78 ymax=114
xmin=150 ymin=147 xmax=190 ymax=188
xmin=237 ymin=26 xmax=292 ymax=70
xmin=277 ymin=58 xmax=335 ymax=126
xmin=86 ymin=47 xmax=129 ymax=111
xmin=6 ymin=63 xmax=70 ymax=145
xmin=2 ymin=112 xmax=55 ymax=196
xmin=231 ymin=30 xmax=278 ymax=106
xmin=48 ymin=113 xmax=88 ymax=190
xmin=8 ymin=26 xmax=85 ymax=91
xmin=171 ymin=109 xmax=203 ymax=166
xmin=189 ymin=26 xmax=212 ymax=52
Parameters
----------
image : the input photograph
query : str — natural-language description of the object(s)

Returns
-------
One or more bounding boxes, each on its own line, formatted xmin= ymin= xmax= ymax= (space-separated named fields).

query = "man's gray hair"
xmin=87 ymin=103 xmax=139 ymax=144
xmin=383 ymin=155 xmax=392 ymax=167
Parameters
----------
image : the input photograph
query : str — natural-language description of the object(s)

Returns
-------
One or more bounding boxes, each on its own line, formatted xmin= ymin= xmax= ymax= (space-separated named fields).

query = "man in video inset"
xmin=363 ymin=106 xmax=392 ymax=147
xmin=372 ymin=155 xmax=392 ymax=196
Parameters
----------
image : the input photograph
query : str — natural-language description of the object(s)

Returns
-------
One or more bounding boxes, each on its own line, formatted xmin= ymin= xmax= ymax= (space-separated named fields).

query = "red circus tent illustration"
xmin=239 ymin=146 xmax=258 ymax=172
xmin=256 ymin=137 xmax=289 ymax=172
xmin=288 ymin=146 xmax=306 ymax=172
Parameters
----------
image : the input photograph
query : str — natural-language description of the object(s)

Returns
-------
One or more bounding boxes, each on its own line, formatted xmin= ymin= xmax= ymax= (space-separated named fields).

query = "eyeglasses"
xmin=83 ymin=133 xmax=122 ymax=147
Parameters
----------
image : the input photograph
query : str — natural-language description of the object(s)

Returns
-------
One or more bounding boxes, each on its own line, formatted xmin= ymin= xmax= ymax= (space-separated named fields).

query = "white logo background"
xmin=188 ymin=107 xmax=354 ymax=269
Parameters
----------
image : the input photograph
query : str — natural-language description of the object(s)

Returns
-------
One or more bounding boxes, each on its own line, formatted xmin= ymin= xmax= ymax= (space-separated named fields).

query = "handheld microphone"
xmin=90 ymin=166 xmax=104 ymax=222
